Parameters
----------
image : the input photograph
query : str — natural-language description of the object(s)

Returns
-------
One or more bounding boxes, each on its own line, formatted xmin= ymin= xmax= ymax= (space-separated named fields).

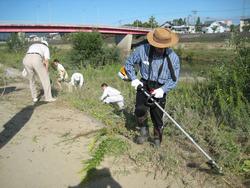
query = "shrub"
xmin=204 ymin=32 xmax=250 ymax=131
xmin=70 ymin=32 xmax=121 ymax=69
xmin=165 ymin=32 xmax=249 ymax=178
xmin=6 ymin=33 xmax=27 ymax=53
xmin=71 ymin=32 xmax=104 ymax=68
xmin=0 ymin=44 xmax=24 ymax=69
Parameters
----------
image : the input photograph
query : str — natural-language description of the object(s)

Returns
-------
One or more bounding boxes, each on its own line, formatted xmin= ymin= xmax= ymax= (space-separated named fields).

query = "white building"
xmin=161 ymin=22 xmax=196 ymax=33
xmin=240 ymin=18 xmax=250 ymax=32
xmin=48 ymin=33 xmax=61 ymax=40
xmin=202 ymin=21 xmax=231 ymax=33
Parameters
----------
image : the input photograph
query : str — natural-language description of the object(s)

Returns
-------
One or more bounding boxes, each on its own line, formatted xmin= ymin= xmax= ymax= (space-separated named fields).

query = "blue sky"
xmin=0 ymin=0 xmax=249 ymax=26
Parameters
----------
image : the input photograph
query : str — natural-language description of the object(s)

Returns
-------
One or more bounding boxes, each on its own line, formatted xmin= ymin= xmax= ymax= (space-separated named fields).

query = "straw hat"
xmin=147 ymin=28 xmax=179 ymax=48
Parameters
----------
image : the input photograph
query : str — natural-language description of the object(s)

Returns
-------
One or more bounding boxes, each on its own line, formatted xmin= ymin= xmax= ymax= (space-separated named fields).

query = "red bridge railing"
xmin=0 ymin=24 xmax=151 ymax=35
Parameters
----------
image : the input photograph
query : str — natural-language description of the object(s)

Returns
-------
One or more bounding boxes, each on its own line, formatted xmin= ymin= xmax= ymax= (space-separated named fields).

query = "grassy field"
xmin=0 ymin=38 xmax=249 ymax=186
xmin=58 ymin=64 xmax=249 ymax=187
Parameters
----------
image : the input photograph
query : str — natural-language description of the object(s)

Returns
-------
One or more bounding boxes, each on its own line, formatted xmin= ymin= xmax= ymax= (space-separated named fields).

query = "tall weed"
xmin=57 ymin=34 xmax=249 ymax=183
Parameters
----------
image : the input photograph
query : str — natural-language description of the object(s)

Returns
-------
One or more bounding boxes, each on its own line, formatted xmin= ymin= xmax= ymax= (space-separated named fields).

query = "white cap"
xmin=41 ymin=40 xmax=48 ymax=46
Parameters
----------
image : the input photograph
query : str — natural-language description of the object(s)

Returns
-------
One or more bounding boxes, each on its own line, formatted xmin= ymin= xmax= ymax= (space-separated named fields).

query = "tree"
xmin=242 ymin=25 xmax=250 ymax=32
xmin=132 ymin=20 xmax=143 ymax=27
xmin=148 ymin=16 xmax=158 ymax=28
xmin=70 ymin=31 xmax=121 ymax=68
xmin=125 ymin=16 xmax=158 ymax=28
xmin=178 ymin=18 xmax=183 ymax=25
xmin=183 ymin=18 xmax=187 ymax=25
xmin=172 ymin=18 xmax=185 ymax=26
xmin=230 ymin=24 xmax=239 ymax=32
xmin=195 ymin=17 xmax=201 ymax=26
xmin=195 ymin=17 xmax=202 ymax=32
xmin=6 ymin=33 xmax=27 ymax=53
xmin=71 ymin=32 xmax=104 ymax=68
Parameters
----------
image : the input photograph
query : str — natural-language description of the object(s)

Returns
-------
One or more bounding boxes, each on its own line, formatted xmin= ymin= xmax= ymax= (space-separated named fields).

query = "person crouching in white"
xmin=53 ymin=59 xmax=69 ymax=90
xmin=100 ymin=83 xmax=124 ymax=110
xmin=69 ymin=72 xmax=84 ymax=91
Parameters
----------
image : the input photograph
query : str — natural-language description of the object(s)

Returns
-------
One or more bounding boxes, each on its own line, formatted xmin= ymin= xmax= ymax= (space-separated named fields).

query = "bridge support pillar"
xmin=115 ymin=34 xmax=132 ymax=56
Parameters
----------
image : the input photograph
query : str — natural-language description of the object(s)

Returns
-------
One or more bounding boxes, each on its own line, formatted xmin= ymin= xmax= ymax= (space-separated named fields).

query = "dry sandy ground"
xmin=0 ymin=82 xmax=104 ymax=188
xmin=0 ymin=82 xmax=174 ymax=188
xmin=0 ymin=82 xmax=240 ymax=188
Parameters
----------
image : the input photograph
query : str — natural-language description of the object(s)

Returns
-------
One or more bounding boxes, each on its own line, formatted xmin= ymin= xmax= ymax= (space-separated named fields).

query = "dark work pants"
xmin=134 ymin=86 xmax=166 ymax=140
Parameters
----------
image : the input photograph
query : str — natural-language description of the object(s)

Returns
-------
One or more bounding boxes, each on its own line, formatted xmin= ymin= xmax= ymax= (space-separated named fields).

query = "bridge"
xmin=0 ymin=24 xmax=151 ymax=52
xmin=0 ymin=24 xmax=151 ymax=35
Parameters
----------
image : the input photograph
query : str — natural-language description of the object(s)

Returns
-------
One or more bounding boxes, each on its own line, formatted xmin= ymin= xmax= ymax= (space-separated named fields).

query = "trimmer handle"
xmin=138 ymin=85 xmax=156 ymax=106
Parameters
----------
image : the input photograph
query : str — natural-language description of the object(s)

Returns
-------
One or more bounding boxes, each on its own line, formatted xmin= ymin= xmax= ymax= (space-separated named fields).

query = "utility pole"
xmin=192 ymin=10 xmax=197 ymax=25
xmin=187 ymin=14 xmax=192 ymax=26
xmin=242 ymin=0 xmax=246 ymax=19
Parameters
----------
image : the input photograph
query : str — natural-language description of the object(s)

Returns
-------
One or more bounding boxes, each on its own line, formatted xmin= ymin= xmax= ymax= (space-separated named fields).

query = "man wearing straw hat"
xmin=124 ymin=28 xmax=180 ymax=147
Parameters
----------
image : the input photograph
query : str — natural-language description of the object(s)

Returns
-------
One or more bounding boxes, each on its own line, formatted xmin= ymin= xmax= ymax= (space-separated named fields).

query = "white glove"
xmin=22 ymin=68 xmax=28 ymax=77
xmin=118 ymin=71 xmax=128 ymax=80
xmin=152 ymin=88 xmax=164 ymax=98
xmin=131 ymin=79 xmax=143 ymax=90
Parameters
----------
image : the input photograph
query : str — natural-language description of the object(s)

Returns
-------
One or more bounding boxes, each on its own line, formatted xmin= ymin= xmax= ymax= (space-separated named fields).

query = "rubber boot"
xmin=153 ymin=126 xmax=163 ymax=147
xmin=154 ymin=139 xmax=161 ymax=148
xmin=136 ymin=127 xmax=149 ymax=144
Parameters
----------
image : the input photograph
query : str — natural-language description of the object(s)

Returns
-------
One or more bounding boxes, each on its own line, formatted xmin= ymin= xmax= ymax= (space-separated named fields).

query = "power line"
xmin=113 ymin=7 xmax=250 ymax=25
xmin=195 ymin=7 xmax=250 ymax=13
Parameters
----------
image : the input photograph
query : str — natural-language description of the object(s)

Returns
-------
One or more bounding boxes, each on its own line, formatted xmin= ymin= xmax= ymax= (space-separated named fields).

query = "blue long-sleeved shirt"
xmin=124 ymin=43 xmax=180 ymax=93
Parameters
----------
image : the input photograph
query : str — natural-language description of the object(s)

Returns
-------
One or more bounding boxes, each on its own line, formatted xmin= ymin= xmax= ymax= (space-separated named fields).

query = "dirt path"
xmin=0 ymin=81 xmax=236 ymax=188
xmin=0 ymin=82 xmax=104 ymax=188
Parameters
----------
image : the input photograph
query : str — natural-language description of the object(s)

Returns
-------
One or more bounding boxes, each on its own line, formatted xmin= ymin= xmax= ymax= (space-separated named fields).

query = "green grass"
xmin=177 ymin=47 xmax=235 ymax=77
xmin=60 ymin=63 xmax=248 ymax=184
xmin=0 ymin=45 xmax=24 ymax=69
xmin=0 ymin=66 xmax=5 ymax=86
xmin=1 ymin=40 xmax=249 ymax=186
xmin=80 ymin=133 xmax=130 ymax=182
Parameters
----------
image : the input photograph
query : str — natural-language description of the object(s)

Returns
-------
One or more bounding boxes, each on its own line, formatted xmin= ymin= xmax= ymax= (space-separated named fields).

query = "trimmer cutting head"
xmin=206 ymin=160 xmax=223 ymax=175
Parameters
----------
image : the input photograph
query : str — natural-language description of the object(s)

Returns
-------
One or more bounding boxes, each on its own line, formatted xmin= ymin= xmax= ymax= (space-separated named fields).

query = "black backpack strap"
xmin=147 ymin=46 xmax=176 ymax=82
xmin=166 ymin=52 xmax=177 ymax=82
xmin=148 ymin=45 xmax=154 ymax=80
xmin=157 ymin=49 xmax=166 ymax=82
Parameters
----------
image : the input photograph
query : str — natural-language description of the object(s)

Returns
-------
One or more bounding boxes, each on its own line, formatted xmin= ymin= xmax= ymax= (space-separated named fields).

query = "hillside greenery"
xmin=0 ymin=32 xmax=249 ymax=186
xmin=61 ymin=32 xmax=249 ymax=186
